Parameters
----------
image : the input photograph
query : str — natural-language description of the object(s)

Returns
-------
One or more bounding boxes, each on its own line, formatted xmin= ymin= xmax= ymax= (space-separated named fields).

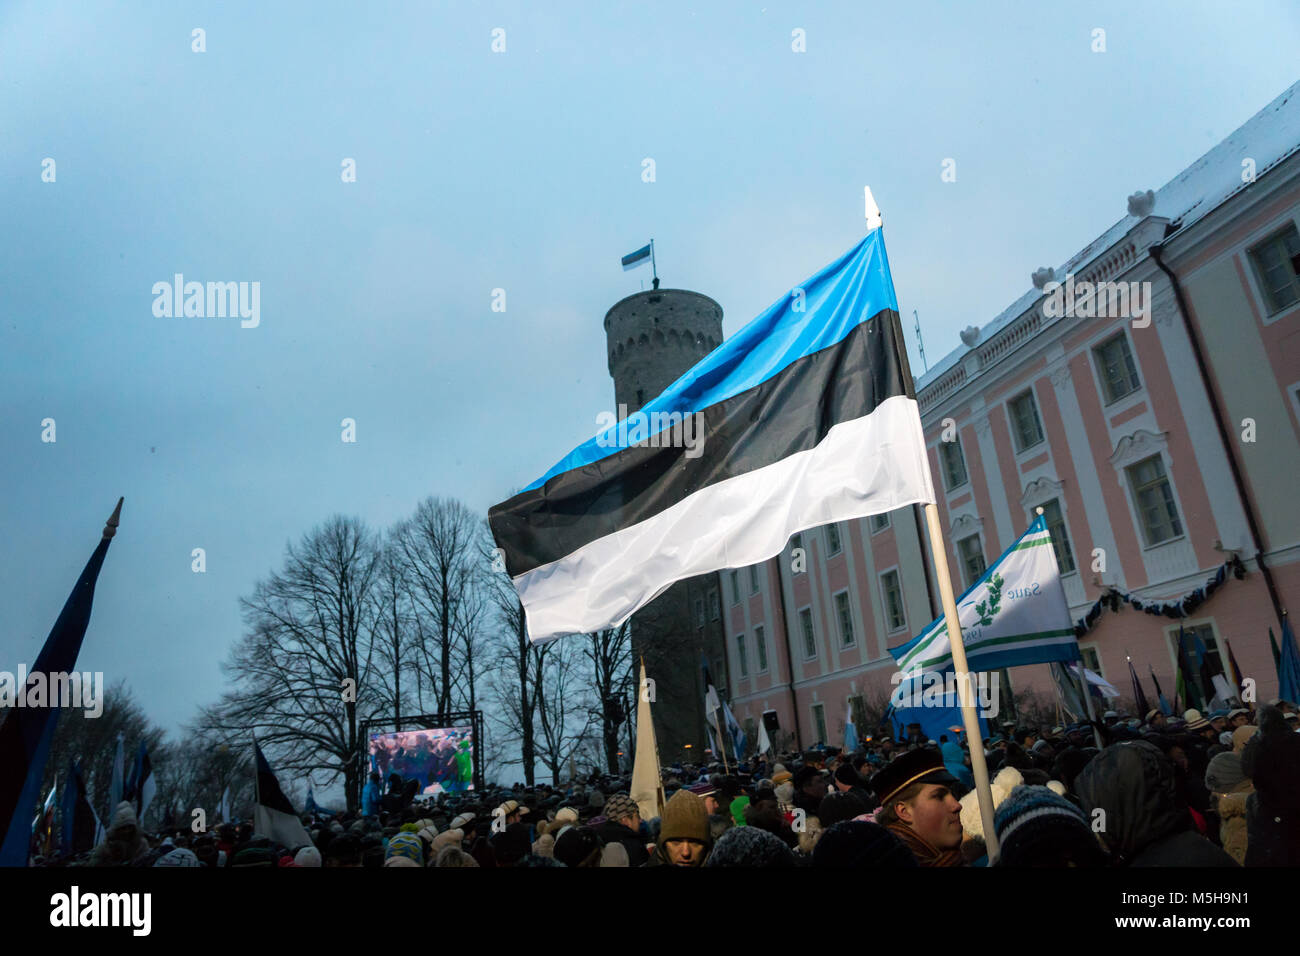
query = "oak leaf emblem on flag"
xmin=974 ymin=573 xmax=1004 ymax=627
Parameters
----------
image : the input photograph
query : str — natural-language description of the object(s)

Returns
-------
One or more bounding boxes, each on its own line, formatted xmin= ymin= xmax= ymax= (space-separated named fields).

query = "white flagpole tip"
xmin=864 ymin=186 xmax=883 ymax=231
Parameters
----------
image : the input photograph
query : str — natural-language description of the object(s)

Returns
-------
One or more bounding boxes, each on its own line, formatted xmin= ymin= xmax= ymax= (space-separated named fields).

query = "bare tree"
xmin=533 ymin=638 xmax=597 ymax=785
xmin=393 ymin=497 xmax=483 ymax=716
xmin=373 ymin=540 xmax=417 ymax=729
xmin=584 ymin=623 xmax=633 ymax=773
xmin=198 ymin=515 xmax=382 ymax=811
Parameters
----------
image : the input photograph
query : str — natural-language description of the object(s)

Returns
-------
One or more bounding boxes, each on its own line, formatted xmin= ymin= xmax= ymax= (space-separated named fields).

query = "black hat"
xmin=834 ymin=764 xmax=864 ymax=788
xmin=792 ymin=765 xmax=826 ymax=789
xmin=867 ymin=747 xmax=957 ymax=808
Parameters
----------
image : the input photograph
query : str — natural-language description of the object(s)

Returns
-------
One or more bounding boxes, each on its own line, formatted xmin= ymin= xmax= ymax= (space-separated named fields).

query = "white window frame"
xmin=1007 ymin=388 xmax=1046 ymax=454
xmin=870 ymin=512 xmax=891 ymax=534
xmin=1244 ymin=218 xmax=1300 ymax=322
xmin=755 ymin=624 xmax=768 ymax=674
xmin=957 ymin=534 xmax=986 ymax=589
xmin=878 ymin=567 xmax=907 ymax=634
xmin=940 ymin=437 xmax=970 ymax=492
xmin=1091 ymin=329 xmax=1144 ymax=407
xmin=798 ymin=606 xmax=818 ymax=661
xmin=827 ymin=522 xmax=843 ymax=556
xmin=834 ymin=589 xmax=856 ymax=648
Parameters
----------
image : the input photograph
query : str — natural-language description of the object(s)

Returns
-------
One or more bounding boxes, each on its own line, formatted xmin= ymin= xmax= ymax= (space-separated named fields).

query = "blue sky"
xmin=2 ymin=0 xmax=1297 ymax=768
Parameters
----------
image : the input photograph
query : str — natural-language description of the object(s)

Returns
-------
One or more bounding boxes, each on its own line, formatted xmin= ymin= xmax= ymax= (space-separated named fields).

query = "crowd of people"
xmin=35 ymin=700 xmax=1300 ymax=868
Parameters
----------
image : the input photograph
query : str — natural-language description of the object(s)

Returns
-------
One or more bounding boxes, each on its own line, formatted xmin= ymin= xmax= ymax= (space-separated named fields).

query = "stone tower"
xmin=604 ymin=288 xmax=730 ymax=769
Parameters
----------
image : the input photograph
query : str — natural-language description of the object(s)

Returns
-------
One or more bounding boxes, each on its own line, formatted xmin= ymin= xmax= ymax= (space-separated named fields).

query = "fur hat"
xmin=958 ymin=766 xmax=1022 ymax=840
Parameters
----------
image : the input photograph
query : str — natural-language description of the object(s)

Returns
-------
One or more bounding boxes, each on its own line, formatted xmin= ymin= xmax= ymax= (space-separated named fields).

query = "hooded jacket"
xmin=1075 ymin=741 xmax=1236 ymax=867
xmin=1241 ymin=707 xmax=1300 ymax=866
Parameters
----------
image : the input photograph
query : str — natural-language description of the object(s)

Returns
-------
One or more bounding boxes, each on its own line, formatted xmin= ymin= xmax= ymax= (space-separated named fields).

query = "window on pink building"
xmin=1094 ymin=333 xmax=1142 ymax=404
xmin=827 ymin=522 xmax=843 ymax=555
xmin=1036 ymin=499 xmax=1076 ymax=574
xmin=755 ymin=625 xmax=767 ymax=672
xmin=800 ymin=608 xmax=817 ymax=659
xmin=881 ymin=571 xmax=906 ymax=631
xmin=736 ymin=634 xmax=748 ymax=677
xmin=1248 ymin=224 xmax=1300 ymax=315
xmin=1009 ymin=391 xmax=1045 ymax=452
xmin=958 ymin=534 xmax=986 ymax=588
xmin=836 ymin=592 xmax=856 ymax=647
xmin=940 ymin=438 xmax=969 ymax=490
xmin=1127 ymin=455 xmax=1183 ymax=546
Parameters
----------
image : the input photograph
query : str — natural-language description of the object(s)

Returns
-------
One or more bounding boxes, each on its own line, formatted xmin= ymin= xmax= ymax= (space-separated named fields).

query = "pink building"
xmin=723 ymin=81 xmax=1300 ymax=750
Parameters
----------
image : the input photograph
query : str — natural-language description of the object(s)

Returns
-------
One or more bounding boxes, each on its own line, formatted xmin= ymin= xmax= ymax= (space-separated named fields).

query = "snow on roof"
xmin=915 ymin=80 xmax=1300 ymax=392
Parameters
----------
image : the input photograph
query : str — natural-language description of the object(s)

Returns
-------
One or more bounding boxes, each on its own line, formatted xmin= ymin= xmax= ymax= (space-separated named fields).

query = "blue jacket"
xmin=362 ymin=780 xmax=381 ymax=816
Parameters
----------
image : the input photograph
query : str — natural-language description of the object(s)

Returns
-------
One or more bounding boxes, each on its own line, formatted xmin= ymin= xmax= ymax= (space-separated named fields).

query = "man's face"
xmin=1231 ymin=714 xmax=1249 ymax=728
xmin=621 ymin=812 xmax=641 ymax=832
xmin=897 ymin=784 xmax=962 ymax=850
xmin=665 ymin=838 xmax=705 ymax=866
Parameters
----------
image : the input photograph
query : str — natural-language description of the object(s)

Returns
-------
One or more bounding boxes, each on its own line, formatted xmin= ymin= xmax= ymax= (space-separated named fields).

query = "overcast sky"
xmin=3 ymin=1 xmax=1297 ymax=791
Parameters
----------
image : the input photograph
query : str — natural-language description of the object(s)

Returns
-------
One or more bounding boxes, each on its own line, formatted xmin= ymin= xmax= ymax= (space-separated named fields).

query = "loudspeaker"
xmin=762 ymin=710 xmax=780 ymax=734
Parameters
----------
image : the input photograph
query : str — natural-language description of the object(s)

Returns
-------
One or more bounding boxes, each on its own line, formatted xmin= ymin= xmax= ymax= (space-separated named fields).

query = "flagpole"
xmin=715 ymin=706 xmax=731 ymax=774
xmin=872 ymin=190 xmax=998 ymax=858
xmin=921 ymin=503 xmax=1001 ymax=860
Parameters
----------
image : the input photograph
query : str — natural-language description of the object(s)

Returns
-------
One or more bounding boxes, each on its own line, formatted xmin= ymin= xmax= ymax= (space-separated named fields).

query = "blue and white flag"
xmin=621 ymin=242 xmax=652 ymax=271
xmin=721 ymin=699 xmax=747 ymax=759
xmin=891 ymin=515 xmax=1080 ymax=680
xmin=492 ymin=229 xmax=933 ymax=640
xmin=109 ymin=733 xmax=124 ymax=820
xmin=844 ymin=702 xmax=860 ymax=752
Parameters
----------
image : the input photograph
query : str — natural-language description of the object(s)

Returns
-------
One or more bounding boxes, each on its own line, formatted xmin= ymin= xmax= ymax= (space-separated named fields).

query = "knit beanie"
xmin=385 ymin=832 xmax=424 ymax=867
xmin=659 ymin=790 xmax=710 ymax=845
xmin=1205 ymin=751 xmax=1246 ymax=793
xmin=812 ymin=820 xmax=918 ymax=868
xmin=294 ymin=845 xmax=323 ymax=867
xmin=704 ymin=826 xmax=796 ymax=867
xmin=993 ymin=785 xmax=1105 ymax=867
xmin=153 ymin=848 xmax=201 ymax=867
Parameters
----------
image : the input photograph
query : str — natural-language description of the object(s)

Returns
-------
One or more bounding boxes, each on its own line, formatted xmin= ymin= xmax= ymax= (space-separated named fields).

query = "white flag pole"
xmin=922 ymin=503 xmax=1000 ymax=860
xmin=867 ymin=188 xmax=1000 ymax=860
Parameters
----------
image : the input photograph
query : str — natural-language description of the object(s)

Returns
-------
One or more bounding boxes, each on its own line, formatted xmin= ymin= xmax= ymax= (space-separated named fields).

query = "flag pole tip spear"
xmin=103 ymin=497 xmax=124 ymax=539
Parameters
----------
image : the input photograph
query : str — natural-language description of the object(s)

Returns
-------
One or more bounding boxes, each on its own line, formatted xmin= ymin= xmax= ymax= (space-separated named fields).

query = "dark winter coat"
xmin=1075 ymin=741 xmax=1236 ymax=867
xmin=1241 ymin=707 xmax=1300 ymax=866
xmin=594 ymin=819 xmax=650 ymax=867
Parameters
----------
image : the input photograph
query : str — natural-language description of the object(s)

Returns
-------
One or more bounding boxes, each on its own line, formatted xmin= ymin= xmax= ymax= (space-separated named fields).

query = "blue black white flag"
xmin=491 ymin=229 xmax=933 ymax=640
xmin=0 ymin=500 xmax=121 ymax=867
xmin=621 ymin=243 xmax=652 ymax=271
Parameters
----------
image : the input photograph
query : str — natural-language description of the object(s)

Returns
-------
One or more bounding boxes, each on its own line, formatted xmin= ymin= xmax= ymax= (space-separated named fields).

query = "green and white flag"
xmin=891 ymin=514 xmax=1080 ymax=678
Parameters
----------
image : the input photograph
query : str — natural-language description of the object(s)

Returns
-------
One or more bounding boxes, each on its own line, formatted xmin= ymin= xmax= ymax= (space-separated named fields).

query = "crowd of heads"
xmin=33 ymin=698 xmax=1300 ymax=868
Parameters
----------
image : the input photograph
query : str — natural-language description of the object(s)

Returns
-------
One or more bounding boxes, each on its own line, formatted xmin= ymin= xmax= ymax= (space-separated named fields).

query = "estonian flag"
xmin=621 ymin=242 xmax=652 ymax=271
xmin=59 ymin=759 xmax=102 ymax=857
xmin=253 ymin=741 xmax=312 ymax=851
xmin=0 ymin=499 xmax=122 ymax=867
xmin=125 ymin=740 xmax=155 ymax=823
xmin=491 ymin=229 xmax=933 ymax=640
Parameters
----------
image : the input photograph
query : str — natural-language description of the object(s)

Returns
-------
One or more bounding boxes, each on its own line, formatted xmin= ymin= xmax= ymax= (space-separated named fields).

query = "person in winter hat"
xmin=153 ymin=847 xmax=202 ymax=867
xmin=1076 ymin=741 xmax=1236 ymax=867
xmin=648 ymin=790 xmax=712 ymax=867
xmin=594 ymin=793 xmax=649 ymax=866
xmin=993 ymin=785 xmax=1107 ymax=867
xmin=294 ymin=845 xmax=323 ymax=867
xmin=384 ymin=831 xmax=424 ymax=867
xmin=704 ymin=825 xmax=796 ymax=867
xmin=554 ymin=826 xmax=604 ymax=868
xmin=869 ymin=748 xmax=964 ymax=867
xmin=812 ymin=820 xmax=918 ymax=868
xmin=1205 ymin=750 xmax=1252 ymax=865
xmin=1242 ymin=706 xmax=1300 ymax=866
xmin=91 ymin=802 xmax=151 ymax=867
xmin=956 ymin=765 xmax=1023 ymax=864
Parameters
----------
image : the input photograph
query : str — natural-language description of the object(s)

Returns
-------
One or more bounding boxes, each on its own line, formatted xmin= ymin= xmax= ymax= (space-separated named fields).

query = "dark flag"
xmin=1150 ymin=666 xmax=1172 ymax=716
xmin=124 ymin=740 xmax=155 ymax=823
xmin=59 ymin=759 xmax=102 ymax=857
xmin=0 ymin=499 xmax=122 ymax=867
xmin=1224 ymin=638 xmax=1245 ymax=704
xmin=1176 ymin=627 xmax=1206 ymax=713
xmin=1128 ymin=659 xmax=1150 ymax=717
xmin=253 ymin=740 xmax=312 ymax=850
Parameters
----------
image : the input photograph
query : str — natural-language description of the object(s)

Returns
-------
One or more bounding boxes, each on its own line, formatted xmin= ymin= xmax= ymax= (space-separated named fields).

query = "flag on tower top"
xmin=490 ymin=229 xmax=933 ymax=641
